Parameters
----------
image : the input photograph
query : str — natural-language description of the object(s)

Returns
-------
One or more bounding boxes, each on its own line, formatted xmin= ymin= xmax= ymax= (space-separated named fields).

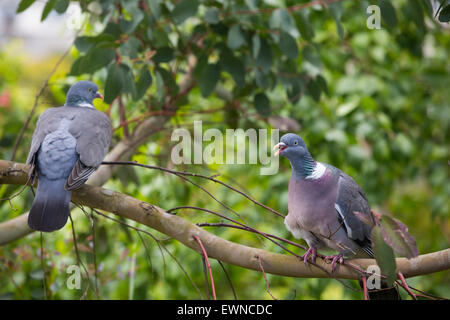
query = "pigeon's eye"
xmin=88 ymin=88 xmax=92 ymax=92
xmin=294 ymin=140 xmax=298 ymax=145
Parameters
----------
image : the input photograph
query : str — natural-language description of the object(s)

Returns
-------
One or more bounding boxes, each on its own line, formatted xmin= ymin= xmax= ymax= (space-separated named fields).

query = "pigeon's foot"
xmin=302 ymin=247 xmax=317 ymax=266
xmin=324 ymin=253 xmax=344 ymax=272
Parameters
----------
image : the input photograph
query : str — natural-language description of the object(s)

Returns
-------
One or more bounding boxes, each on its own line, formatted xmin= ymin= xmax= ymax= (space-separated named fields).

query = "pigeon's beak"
xmin=273 ymin=142 xmax=287 ymax=156
xmin=95 ymin=92 xmax=104 ymax=100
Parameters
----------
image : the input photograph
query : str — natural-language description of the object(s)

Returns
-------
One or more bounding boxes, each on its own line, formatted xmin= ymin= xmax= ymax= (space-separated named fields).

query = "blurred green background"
xmin=0 ymin=0 xmax=448 ymax=299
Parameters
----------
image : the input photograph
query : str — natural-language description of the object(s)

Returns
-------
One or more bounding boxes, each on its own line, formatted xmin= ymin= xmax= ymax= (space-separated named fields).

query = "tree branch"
xmin=1 ymin=159 xmax=448 ymax=280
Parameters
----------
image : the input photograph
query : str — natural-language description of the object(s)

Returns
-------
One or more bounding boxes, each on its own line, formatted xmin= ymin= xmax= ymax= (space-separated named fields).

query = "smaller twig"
xmin=101 ymin=161 xmax=285 ymax=218
xmin=89 ymin=211 xmax=100 ymax=298
xmin=217 ymin=260 xmax=238 ymax=300
xmin=397 ymin=272 xmax=417 ymax=300
xmin=201 ymin=256 xmax=210 ymax=300
xmin=361 ymin=277 xmax=369 ymax=300
xmin=193 ymin=235 xmax=216 ymax=300
xmin=40 ymin=232 xmax=48 ymax=300
xmin=69 ymin=213 xmax=92 ymax=299
xmin=92 ymin=208 xmax=202 ymax=298
xmin=256 ymin=255 xmax=278 ymax=300
xmin=407 ymin=285 xmax=447 ymax=300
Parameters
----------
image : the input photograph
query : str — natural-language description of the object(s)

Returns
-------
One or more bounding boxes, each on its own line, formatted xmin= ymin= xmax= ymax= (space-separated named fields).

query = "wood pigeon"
xmin=274 ymin=133 xmax=399 ymax=299
xmin=26 ymin=81 xmax=111 ymax=232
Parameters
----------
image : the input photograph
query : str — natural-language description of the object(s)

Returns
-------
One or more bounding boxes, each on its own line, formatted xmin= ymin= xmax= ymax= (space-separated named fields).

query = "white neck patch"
xmin=66 ymin=102 xmax=95 ymax=109
xmin=76 ymin=102 xmax=95 ymax=109
xmin=305 ymin=162 xmax=327 ymax=180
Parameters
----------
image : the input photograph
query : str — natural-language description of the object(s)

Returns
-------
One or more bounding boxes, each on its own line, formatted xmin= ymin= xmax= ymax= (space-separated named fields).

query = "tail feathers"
xmin=28 ymin=177 xmax=71 ymax=232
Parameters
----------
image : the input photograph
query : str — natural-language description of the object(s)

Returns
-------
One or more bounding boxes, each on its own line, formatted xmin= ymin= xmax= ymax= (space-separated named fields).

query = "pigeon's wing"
xmin=65 ymin=109 xmax=111 ymax=190
xmin=26 ymin=108 xmax=64 ymax=166
xmin=335 ymin=171 xmax=374 ymax=257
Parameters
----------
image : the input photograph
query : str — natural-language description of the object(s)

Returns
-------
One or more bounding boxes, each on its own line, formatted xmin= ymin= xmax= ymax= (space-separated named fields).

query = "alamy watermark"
xmin=366 ymin=5 xmax=382 ymax=30
xmin=66 ymin=265 xmax=81 ymax=290
xmin=170 ymin=121 xmax=280 ymax=175
xmin=366 ymin=265 xmax=382 ymax=289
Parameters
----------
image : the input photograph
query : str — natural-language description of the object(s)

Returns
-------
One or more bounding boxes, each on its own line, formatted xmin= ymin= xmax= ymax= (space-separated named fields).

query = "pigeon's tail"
xmin=28 ymin=177 xmax=71 ymax=232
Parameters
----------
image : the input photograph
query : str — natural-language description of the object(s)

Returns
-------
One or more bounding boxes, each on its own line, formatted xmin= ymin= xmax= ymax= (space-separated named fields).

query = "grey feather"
xmin=27 ymin=106 xmax=111 ymax=186
xmin=335 ymin=171 xmax=373 ymax=241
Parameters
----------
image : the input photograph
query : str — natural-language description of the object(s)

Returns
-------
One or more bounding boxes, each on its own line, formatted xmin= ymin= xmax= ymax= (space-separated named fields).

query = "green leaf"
xmin=294 ymin=11 xmax=314 ymax=41
xmin=254 ymin=68 xmax=269 ymax=90
xmin=329 ymin=2 xmax=344 ymax=39
xmin=269 ymin=8 xmax=296 ymax=33
xmin=406 ymin=0 xmax=425 ymax=31
xmin=133 ymin=66 xmax=152 ymax=101
xmin=372 ymin=226 xmax=397 ymax=287
xmin=269 ymin=8 xmax=283 ymax=29
xmin=220 ymin=51 xmax=245 ymax=87
xmin=153 ymin=47 xmax=174 ymax=63
xmin=171 ymin=0 xmax=199 ymax=25
xmin=438 ymin=5 xmax=450 ymax=22
xmin=70 ymin=46 xmax=116 ymax=75
xmin=41 ymin=0 xmax=56 ymax=21
xmin=104 ymin=63 xmax=125 ymax=104
xmin=378 ymin=0 xmax=398 ymax=27
xmin=204 ymin=7 xmax=219 ymax=24
xmin=156 ymin=67 xmax=178 ymax=95
xmin=120 ymin=36 xmax=141 ymax=60
xmin=120 ymin=64 xmax=137 ymax=97
xmin=147 ymin=0 xmax=161 ymax=19
xmin=54 ymin=0 xmax=69 ymax=14
xmin=120 ymin=5 xmax=144 ymax=34
xmin=302 ymin=45 xmax=322 ymax=76
xmin=279 ymin=31 xmax=298 ymax=59
xmin=74 ymin=36 xmax=95 ymax=53
xmin=155 ymin=70 xmax=165 ymax=102
xmin=255 ymin=38 xmax=272 ymax=74
xmin=254 ymin=92 xmax=271 ymax=117
xmin=197 ymin=63 xmax=220 ymax=97
xmin=227 ymin=25 xmax=245 ymax=50
xmin=316 ymin=75 xmax=328 ymax=95
xmin=16 ymin=0 xmax=35 ymax=13
xmin=379 ymin=215 xmax=419 ymax=259
xmin=251 ymin=34 xmax=261 ymax=59
xmin=85 ymin=47 xmax=116 ymax=72
xmin=306 ymin=78 xmax=321 ymax=102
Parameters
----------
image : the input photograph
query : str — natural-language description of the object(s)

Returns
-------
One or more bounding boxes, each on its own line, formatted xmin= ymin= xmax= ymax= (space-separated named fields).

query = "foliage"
xmin=0 ymin=0 xmax=449 ymax=299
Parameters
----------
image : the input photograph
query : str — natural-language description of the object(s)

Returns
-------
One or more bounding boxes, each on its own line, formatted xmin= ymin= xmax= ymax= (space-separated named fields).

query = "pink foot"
xmin=302 ymin=247 xmax=317 ymax=266
xmin=324 ymin=253 xmax=344 ymax=272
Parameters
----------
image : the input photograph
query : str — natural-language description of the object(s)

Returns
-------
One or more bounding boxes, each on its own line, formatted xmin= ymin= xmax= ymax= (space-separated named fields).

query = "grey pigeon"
xmin=274 ymin=133 xmax=399 ymax=299
xmin=26 ymin=81 xmax=111 ymax=232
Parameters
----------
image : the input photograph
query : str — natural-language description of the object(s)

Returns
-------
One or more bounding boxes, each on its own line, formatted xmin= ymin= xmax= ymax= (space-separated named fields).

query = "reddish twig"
xmin=256 ymin=255 xmax=278 ymax=300
xmin=361 ymin=277 xmax=369 ymax=300
xmin=397 ymin=272 xmax=417 ymax=300
xmin=101 ymin=161 xmax=285 ymax=218
xmin=193 ymin=235 xmax=216 ymax=300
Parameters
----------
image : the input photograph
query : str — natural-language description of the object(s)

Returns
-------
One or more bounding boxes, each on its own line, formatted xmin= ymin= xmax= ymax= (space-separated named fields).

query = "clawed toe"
xmin=324 ymin=254 xmax=344 ymax=272
xmin=302 ymin=247 xmax=317 ymax=266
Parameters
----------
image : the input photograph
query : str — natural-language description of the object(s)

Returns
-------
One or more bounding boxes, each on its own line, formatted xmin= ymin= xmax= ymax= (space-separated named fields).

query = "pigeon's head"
xmin=273 ymin=133 xmax=309 ymax=160
xmin=65 ymin=81 xmax=103 ymax=107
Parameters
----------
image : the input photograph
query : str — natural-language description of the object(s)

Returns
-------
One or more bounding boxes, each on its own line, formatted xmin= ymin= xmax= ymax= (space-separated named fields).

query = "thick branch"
xmin=1 ymin=160 xmax=448 ymax=280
